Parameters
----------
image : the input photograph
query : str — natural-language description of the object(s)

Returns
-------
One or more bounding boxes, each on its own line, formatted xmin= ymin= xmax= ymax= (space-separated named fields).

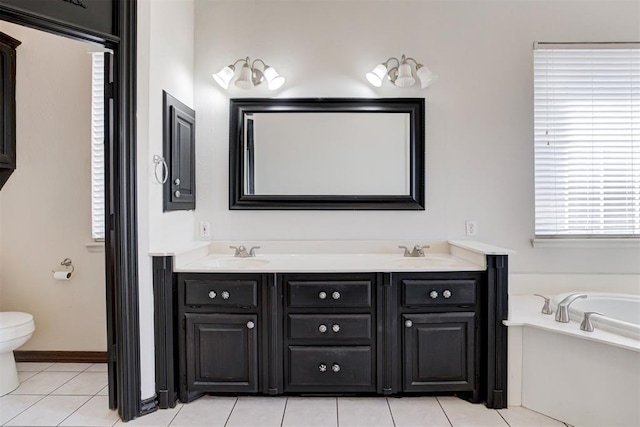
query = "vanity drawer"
xmin=288 ymin=314 xmax=372 ymax=341
xmin=287 ymin=346 xmax=373 ymax=388
xmin=184 ymin=279 xmax=258 ymax=308
xmin=402 ymin=279 xmax=477 ymax=307
xmin=287 ymin=281 xmax=372 ymax=308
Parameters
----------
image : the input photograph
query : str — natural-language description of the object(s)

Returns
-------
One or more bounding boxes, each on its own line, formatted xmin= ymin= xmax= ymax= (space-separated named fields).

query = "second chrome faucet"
xmin=555 ymin=293 xmax=587 ymax=323
xmin=398 ymin=245 xmax=430 ymax=257
xmin=230 ymin=245 xmax=260 ymax=258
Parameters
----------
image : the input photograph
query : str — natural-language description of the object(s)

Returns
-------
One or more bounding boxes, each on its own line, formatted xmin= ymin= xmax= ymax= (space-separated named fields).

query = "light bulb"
xmin=366 ymin=63 xmax=387 ymax=87
xmin=212 ymin=65 xmax=235 ymax=89
xmin=263 ymin=66 xmax=285 ymax=90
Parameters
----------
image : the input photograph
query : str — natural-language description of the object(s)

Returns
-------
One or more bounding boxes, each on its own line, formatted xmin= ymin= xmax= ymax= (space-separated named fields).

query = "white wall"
xmin=137 ymin=0 xmax=195 ymax=399
xmin=0 ymin=22 xmax=106 ymax=351
xmin=193 ymin=0 xmax=640 ymax=278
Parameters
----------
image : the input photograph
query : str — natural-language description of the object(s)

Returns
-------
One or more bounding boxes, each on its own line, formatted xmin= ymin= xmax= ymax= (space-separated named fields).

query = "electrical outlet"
xmin=199 ymin=221 xmax=211 ymax=239
xmin=465 ymin=220 xmax=477 ymax=236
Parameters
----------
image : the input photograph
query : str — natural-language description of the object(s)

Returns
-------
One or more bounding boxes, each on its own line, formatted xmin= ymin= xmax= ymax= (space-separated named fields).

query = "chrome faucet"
xmin=555 ymin=293 xmax=587 ymax=323
xmin=230 ymin=245 xmax=260 ymax=258
xmin=398 ymin=245 xmax=430 ymax=257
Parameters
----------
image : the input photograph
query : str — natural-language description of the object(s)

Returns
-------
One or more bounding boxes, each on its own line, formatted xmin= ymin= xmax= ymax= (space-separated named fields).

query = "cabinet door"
xmin=403 ymin=312 xmax=475 ymax=392
xmin=185 ymin=313 xmax=258 ymax=393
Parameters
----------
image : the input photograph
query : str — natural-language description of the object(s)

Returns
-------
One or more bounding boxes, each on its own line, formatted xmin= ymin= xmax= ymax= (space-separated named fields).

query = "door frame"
xmin=0 ymin=1 xmax=140 ymax=422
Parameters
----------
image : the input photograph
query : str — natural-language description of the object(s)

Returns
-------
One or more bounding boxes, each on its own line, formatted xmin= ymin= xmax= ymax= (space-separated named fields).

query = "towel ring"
xmin=153 ymin=155 xmax=168 ymax=184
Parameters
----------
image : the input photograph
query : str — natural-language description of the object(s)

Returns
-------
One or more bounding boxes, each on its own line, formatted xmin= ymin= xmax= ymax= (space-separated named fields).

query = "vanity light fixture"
xmin=212 ymin=57 xmax=285 ymax=90
xmin=366 ymin=54 xmax=438 ymax=89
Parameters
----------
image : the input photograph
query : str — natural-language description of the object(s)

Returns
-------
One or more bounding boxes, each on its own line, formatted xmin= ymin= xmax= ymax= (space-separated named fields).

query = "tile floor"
xmin=1 ymin=363 xmax=569 ymax=427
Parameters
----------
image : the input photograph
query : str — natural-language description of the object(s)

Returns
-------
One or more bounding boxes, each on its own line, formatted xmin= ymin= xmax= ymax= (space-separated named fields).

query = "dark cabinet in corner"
xmin=163 ymin=91 xmax=195 ymax=211
xmin=0 ymin=32 xmax=20 ymax=191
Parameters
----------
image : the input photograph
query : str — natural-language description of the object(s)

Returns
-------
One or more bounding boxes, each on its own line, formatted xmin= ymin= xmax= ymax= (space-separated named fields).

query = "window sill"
xmin=86 ymin=242 xmax=105 ymax=252
xmin=530 ymin=238 xmax=640 ymax=249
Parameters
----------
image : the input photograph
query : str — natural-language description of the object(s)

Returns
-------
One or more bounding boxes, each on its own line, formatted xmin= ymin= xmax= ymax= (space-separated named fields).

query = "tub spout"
xmin=555 ymin=293 xmax=587 ymax=323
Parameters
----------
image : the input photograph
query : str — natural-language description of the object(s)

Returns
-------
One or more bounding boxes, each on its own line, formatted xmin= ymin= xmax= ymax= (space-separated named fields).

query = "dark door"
xmin=403 ymin=312 xmax=475 ymax=392
xmin=0 ymin=32 xmax=20 ymax=190
xmin=185 ymin=313 xmax=258 ymax=393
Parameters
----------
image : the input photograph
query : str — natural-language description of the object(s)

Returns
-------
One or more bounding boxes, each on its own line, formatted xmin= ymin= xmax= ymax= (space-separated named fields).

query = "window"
xmin=534 ymin=44 xmax=640 ymax=238
xmin=91 ymin=52 xmax=105 ymax=241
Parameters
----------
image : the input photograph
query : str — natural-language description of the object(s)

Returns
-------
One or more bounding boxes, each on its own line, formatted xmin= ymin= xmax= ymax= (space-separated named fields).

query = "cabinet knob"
xmin=318 ymin=363 xmax=327 ymax=372
xmin=332 ymin=363 xmax=341 ymax=372
xmin=318 ymin=291 xmax=327 ymax=300
xmin=332 ymin=291 xmax=341 ymax=300
xmin=222 ymin=291 xmax=230 ymax=300
xmin=443 ymin=289 xmax=452 ymax=298
xmin=208 ymin=291 xmax=216 ymax=299
xmin=429 ymin=290 xmax=438 ymax=299
xmin=405 ymin=320 xmax=413 ymax=328
xmin=246 ymin=321 xmax=255 ymax=329
xmin=174 ymin=178 xmax=180 ymax=185
xmin=174 ymin=190 xmax=181 ymax=198
xmin=318 ymin=324 xmax=327 ymax=333
xmin=332 ymin=324 xmax=340 ymax=333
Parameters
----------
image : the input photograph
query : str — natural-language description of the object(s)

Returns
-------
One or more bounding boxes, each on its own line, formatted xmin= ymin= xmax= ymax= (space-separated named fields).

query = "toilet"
xmin=0 ymin=312 xmax=35 ymax=395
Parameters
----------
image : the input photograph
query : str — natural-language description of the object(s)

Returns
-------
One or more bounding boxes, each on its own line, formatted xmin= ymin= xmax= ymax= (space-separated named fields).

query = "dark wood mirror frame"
xmin=229 ymin=98 xmax=426 ymax=210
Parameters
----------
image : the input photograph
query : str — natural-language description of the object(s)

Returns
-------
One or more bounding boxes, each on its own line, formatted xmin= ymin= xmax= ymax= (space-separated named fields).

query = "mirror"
xmin=229 ymin=98 xmax=425 ymax=210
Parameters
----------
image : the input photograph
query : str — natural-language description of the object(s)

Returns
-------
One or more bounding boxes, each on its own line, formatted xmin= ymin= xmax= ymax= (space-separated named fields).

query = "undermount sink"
xmin=204 ymin=257 xmax=270 ymax=268
xmin=389 ymin=255 xmax=458 ymax=268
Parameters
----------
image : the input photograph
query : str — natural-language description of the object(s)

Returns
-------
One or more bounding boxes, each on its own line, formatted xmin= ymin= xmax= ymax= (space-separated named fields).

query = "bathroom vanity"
xmin=152 ymin=241 xmax=509 ymax=409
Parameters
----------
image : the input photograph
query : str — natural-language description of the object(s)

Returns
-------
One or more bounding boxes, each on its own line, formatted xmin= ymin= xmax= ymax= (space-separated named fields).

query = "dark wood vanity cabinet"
xmin=177 ymin=273 xmax=269 ymax=402
xmin=395 ymin=274 xmax=482 ymax=398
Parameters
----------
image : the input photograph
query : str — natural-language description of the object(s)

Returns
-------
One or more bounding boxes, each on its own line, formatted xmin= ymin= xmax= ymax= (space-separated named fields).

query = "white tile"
xmin=86 ymin=363 xmax=109 ymax=372
xmin=59 ymin=395 xmax=120 ymax=427
xmin=498 ymin=406 xmax=567 ymax=426
xmin=18 ymin=370 xmax=38 ymax=382
xmin=388 ymin=396 xmax=450 ymax=427
xmin=282 ymin=397 xmax=337 ymax=427
xmin=169 ymin=396 xmax=236 ymax=427
xmin=113 ymin=404 xmax=182 ymax=426
xmin=5 ymin=395 xmax=90 ymax=426
xmin=0 ymin=394 xmax=43 ymax=425
xmin=10 ymin=371 xmax=79 ymax=395
xmin=338 ymin=397 xmax=394 ymax=427
xmin=45 ymin=362 xmax=93 ymax=372
xmin=52 ymin=372 xmax=109 ymax=395
xmin=438 ymin=397 xmax=508 ymax=427
xmin=97 ymin=385 xmax=109 ymax=396
xmin=225 ymin=396 xmax=287 ymax=427
xmin=16 ymin=362 xmax=54 ymax=372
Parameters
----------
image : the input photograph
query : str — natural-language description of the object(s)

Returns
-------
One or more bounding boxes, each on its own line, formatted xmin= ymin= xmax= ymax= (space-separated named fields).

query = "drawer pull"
xmin=318 ymin=324 xmax=327 ymax=333
xmin=443 ymin=289 xmax=452 ymax=298
xmin=332 ymin=363 xmax=341 ymax=372
xmin=318 ymin=363 xmax=327 ymax=372
xmin=405 ymin=320 xmax=413 ymax=328
xmin=429 ymin=290 xmax=438 ymax=299
xmin=332 ymin=324 xmax=340 ymax=333
xmin=246 ymin=321 xmax=255 ymax=329
xmin=332 ymin=291 xmax=341 ymax=300
xmin=222 ymin=291 xmax=230 ymax=300
xmin=318 ymin=291 xmax=327 ymax=300
xmin=208 ymin=291 xmax=216 ymax=299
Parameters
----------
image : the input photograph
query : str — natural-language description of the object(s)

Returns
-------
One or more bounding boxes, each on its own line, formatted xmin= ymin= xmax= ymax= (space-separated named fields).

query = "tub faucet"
xmin=555 ymin=293 xmax=587 ymax=323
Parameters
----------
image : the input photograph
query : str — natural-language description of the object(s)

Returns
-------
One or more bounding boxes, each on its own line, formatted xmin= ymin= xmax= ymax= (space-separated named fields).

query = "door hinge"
xmin=106 ymin=82 xmax=115 ymax=99
xmin=109 ymin=213 xmax=115 ymax=231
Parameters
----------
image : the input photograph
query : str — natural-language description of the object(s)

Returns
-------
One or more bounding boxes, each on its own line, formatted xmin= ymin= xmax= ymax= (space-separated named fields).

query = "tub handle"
xmin=580 ymin=311 xmax=603 ymax=332
xmin=534 ymin=294 xmax=553 ymax=315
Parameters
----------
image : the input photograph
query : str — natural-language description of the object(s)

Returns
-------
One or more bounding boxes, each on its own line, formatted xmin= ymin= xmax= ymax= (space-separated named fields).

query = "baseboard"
xmin=14 ymin=351 xmax=107 ymax=363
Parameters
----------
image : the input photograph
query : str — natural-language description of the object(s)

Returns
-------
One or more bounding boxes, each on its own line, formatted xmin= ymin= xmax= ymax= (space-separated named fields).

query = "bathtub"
xmin=551 ymin=292 xmax=640 ymax=339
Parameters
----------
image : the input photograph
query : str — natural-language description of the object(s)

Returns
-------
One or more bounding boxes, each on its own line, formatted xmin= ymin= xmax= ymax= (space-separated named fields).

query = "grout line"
xmin=223 ymin=397 xmax=239 ymax=427
xmin=279 ymin=397 xmax=289 ymax=427
xmin=56 ymin=395 xmax=93 ymax=426
xmin=1 ymin=394 xmax=47 ymax=426
xmin=167 ymin=402 xmax=184 ymax=427
xmin=496 ymin=408 xmax=511 ymax=426
xmin=435 ymin=397 xmax=454 ymax=427
xmin=336 ymin=397 xmax=339 ymax=427
xmin=385 ymin=398 xmax=397 ymax=427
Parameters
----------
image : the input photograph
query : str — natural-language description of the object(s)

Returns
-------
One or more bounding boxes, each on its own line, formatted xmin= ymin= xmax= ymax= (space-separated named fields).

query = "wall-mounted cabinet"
xmin=163 ymin=91 xmax=195 ymax=211
xmin=0 ymin=32 xmax=20 ymax=191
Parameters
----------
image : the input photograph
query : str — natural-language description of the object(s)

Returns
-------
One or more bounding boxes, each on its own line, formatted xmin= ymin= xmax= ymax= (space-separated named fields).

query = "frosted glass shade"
xmin=394 ymin=62 xmax=415 ymax=87
xmin=416 ymin=65 xmax=438 ymax=88
xmin=212 ymin=65 xmax=235 ymax=89
xmin=366 ymin=63 xmax=387 ymax=87
xmin=234 ymin=63 xmax=254 ymax=90
xmin=264 ymin=66 xmax=285 ymax=90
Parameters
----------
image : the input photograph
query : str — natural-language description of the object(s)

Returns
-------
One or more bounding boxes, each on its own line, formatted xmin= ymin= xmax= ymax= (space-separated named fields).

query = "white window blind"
xmin=91 ymin=53 xmax=105 ymax=241
xmin=534 ymin=46 xmax=640 ymax=238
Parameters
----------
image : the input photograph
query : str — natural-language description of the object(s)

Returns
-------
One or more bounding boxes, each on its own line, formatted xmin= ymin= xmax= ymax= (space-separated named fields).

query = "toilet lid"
xmin=0 ymin=312 xmax=35 ymax=342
